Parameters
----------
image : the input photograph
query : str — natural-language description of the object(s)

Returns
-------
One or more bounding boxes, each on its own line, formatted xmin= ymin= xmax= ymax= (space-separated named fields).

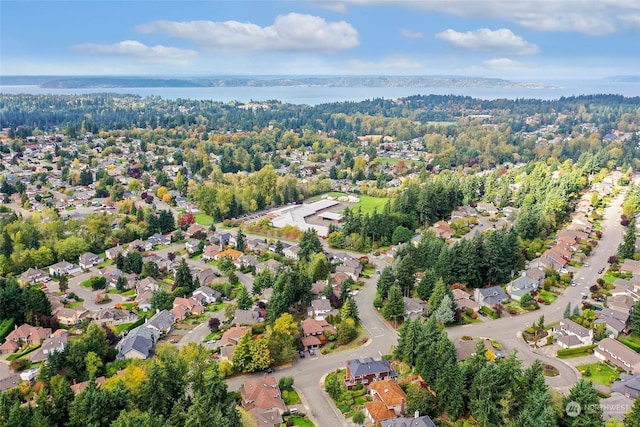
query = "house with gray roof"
xmin=474 ymin=286 xmax=509 ymax=307
xmin=507 ymin=275 xmax=540 ymax=301
xmin=117 ymin=334 xmax=153 ymax=360
xmin=596 ymin=338 xmax=640 ymax=374
xmin=380 ymin=415 xmax=437 ymax=427
xmin=145 ymin=310 xmax=175 ymax=334
xmin=595 ymin=308 xmax=629 ymax=338
xmin=554 ymin=319 xmax=593 ymax=348
xmin=611 ymin=373 xmax=640 ymax=399
xmin=345 ymin=357 xmax=397 ymax=389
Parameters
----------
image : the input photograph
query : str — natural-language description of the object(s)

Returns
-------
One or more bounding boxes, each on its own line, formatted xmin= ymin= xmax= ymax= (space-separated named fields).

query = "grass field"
xmin=577 ymin=362 xmax=620 ymax=386
xmin=349 ymin=195 xmax=392 ymax=214
xmin=620 ymin=333 xmax=640 ymax=352
xmin=195 ymin=212 xmax=213 ymax=226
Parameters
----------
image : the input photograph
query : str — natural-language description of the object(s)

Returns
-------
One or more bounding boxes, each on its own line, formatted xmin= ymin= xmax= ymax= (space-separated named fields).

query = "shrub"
xmin=9 ymin=358 xmax=29 ymax=371
xmin=557 ymin=344 xmax=597 ymax=357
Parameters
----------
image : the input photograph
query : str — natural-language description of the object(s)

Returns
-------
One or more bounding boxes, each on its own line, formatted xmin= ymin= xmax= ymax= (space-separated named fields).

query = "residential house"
xmin=364 ymin=401 xmax=397 ymax=427
xmin=4 ymin=324 xmax=51 ymax=346
xmin=256 ymin=259 xmax=282 ymax=275
xmin=78 ymin=252 xmax=102 ymax=270
xmin=454 ymin=338 xmax=499 ymax=362
xmin=201 ymin=244 xmax=221 ymax=261
xmin=608 ymin=295 xmax=635 ymax=314
xmin=136 ymin=277 xmax=160 ymax=293
xmin=145 ymin=310 xmax=175 ymax=335
xmin=403 ymin=297 xmax=426 ymax=319
xmin=232 ymin=308 xmax=263 ymax=326
xmin=53 ymin=307 xmax=88 ymax=326
xmin=214 ymin=248 xmax=243 ymax=261
xmin=48 ymin=261 xmax=82 ymax=276
xmin=429 ymin=221 xmax=454 ymax=239
xmin=235 ymin=254 xmax=258 ymax=269
xmin=594 ymin=308 xmax=630 ymax=338
xmin=452 ymin=289 xmax=479 ymax=312
xmin=185 ymin=238 xmax=201 ymax=254
xmin=379 ymin=415 xmax=437 ymax=427
xmin=135 ymin=290 xmax=154 ymax=312
xmin=218 ymin=326 xmax=250 ymax=347
xmin=171 ymin=297 xmax=204 ymax=321
xmin=308 ymin=298 xmax=333 ymax=320
xmin=71 ymin=376 xmax=106 ymax=396
xmin=336 ymin=258 xmax=362 ymax=280
xmin=620 ymin=259 xmax=640 ymax=276
xmin=525 ymin=267 xmax=546 ymax=285
xmin=90 ymin=308 xmax=138 ymax=325
xmin=126 ymin=239 xmax=148 ymax=253
xmin=300 ymin=318 xmax=336 ymax=350
xmin=246 ymin=238 xmax=268 ymax=253
xmin=476 ymin=202 xmax=499 ymax=215
xmin=611 ymin=373 xmax=640 ymax=399
xmin=185 ymin=223 xmax=208 ymax=238
xmin=595 ymin=338 xmax=640 ymax=374
xmin=41 ymin=330 xmax=70 ymax=356
xmin=117 ymin=334 xmax=153 ymax=360
xmin=248 ymin=408 xmax=283 ymax=427
xmin=192 ymin=286 xmax=221 ymax=304
xmin=507 ymin=275 xmax=540 ymax=301
xmin=147 ymin=233 xmax=170 ymax=246
xmin=344 ymin=357 xmax=397 ymax=389
xmin=194 ymin=269 xmax=218 ymax=287
xmin=554 ymin=319 xmax=593 ymax=348
xmin=369 ymin=379 xmax=407 ymax=416
xmin=282 ymin=246 xmax=300 ymax=260
xmin=0 ymin=340 xmax=19 ymax=355
xmin=105 ymin=245 xmax=124 ymax=260
xmin=240 ymin=375 xmax=287 ymax=414
xmin=19 ymin=268 xmax=51 ymax=285
xmin=213 ymin=232 xmax=233 ymax=246
xmin=474 ymin=286 xmax=509 ymax=307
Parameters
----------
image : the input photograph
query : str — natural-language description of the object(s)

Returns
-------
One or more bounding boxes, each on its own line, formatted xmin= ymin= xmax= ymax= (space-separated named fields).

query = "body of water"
xmin=1 ymin=80 xmax=638 ymax=105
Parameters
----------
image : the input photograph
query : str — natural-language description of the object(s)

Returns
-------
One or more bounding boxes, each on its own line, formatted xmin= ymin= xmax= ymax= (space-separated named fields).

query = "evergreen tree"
xmin=253 ymin=269 xmax=274 ymax=295
xmin=341 ymin=298 xmax=359 ymax=324
xmin=428 ymin=278 xmax=449 ymax=313
xmin=416 ymin=269 xmax=437 ymax=301
xmin=561 ymin=379 xmax=603 ymax=427
xmin=235 ymin=286 xmax=252 ymax=310
xmin=298 ymin=229 xmax=323 ymax=261
xmin=174 ymin=258 xmax=193 ymax=292
xmin=232 ymin=331 xmax=254 ymax=373
xmin=564 ymin=303 xmax=572 ymax=319
xmin=434 ymin=294 xmax=455 ymax=324
xmin=619 ymin=222 xmax=637 ymax=259
xmin=377 ymin=266 xmax=395 ymax=300
xmin=235 ymin=228 xmax=246 ymax=252
xmin=631 ymin=301 xmax=640 ymax=335
xmin=625 ymin=398 xmax=640 ymax=427
xmin=382 ymin=284 xmax=405 ymax=324
xmin=395 ymin=255 xmax=417 ymax=296
xmin=58 ymin=275 xmax=69 ymax=293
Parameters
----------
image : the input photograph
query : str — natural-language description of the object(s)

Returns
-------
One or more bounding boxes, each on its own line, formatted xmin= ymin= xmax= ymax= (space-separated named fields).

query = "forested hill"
xmin=0 ymin=75 xmax=555 ymax=89
xmin=0 ymin=93 xmax=637 ymax=136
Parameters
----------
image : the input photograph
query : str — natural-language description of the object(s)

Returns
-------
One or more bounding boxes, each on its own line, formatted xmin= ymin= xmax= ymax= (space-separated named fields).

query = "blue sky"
xmin=1 ymin=0 xmax=639 ymax=80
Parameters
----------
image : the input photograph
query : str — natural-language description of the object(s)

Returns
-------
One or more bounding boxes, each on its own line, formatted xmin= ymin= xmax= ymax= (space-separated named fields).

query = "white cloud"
xmin=314 ymin=1 xmax=348 ymax=13
xmin=342 ymin=0 xmax=640 ymax=35
xmin=73 ymin=40 xmax=197 ymax=64
xmin=436 ymin=28 xmax=539 ymax=55
xmin=136 ymin=13 xmax=359 ymax=53
xmin=483 ymin=58 xmax=525 ymax=70
xmin=400 ymin=29 xmax=424 ymax=39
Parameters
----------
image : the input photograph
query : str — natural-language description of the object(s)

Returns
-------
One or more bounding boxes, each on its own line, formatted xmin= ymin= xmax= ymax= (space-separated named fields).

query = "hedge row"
xmin=557 ymin=344 xmax=597 ymax=357
xmin=0 ymin=318 xmax=15 ymax=342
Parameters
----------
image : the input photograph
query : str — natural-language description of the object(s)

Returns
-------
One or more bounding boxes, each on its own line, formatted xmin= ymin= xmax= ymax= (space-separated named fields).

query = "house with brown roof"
xmin=369 ymin=379 xmax=407 ymax=416
xmin=214 ymin=248 xmax=243 ymax=261
xmin=300 ymin=318 xmax=336 ymax=350
xmin=364 ymin=401 xmax=397 ymax=426
xmin=621 ymin=259 xmax=640 ymax=276
xmin=171 ymin=297 xmax=204 ymax=321
xmin=4 ymin=324 xmax=51 ymax=346
xmin=429 ymin=220 xmax=454 ymax=239
xmin=201 ymin=244 xmax=221 ymax=261
xmin=53 ymin=306 xmax=88 ymax=326
xmin=452 ymin=289 xmax=479 ymax=312
xmin=19 ymin=268 xmax=51 ymax=285
xmin=240 ymin=375 xmax=287 ymax=414
xmin=218 ymin=326 xmax=251 ymax=347
xmin=595 ymin=338 xmax=640 ymax=374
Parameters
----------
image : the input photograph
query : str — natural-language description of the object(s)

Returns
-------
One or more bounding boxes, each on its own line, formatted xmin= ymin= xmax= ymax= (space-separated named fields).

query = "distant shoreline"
xmin=0 ymin=75 xmax=558 ymax=90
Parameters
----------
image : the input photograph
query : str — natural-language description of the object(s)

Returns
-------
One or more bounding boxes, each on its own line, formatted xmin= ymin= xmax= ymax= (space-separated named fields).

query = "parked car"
xmin=598 ymin=267 xmax=605 ymax=274
xmin=570 ymin=281 xmax=577 ymax=287
xmin=299 ymin=350 xmax=305 ymax=358
xmin=308 ymin=348 xmax=315 ymax=356
xmin=266 ymin=368 xmax=274 ymax=374
xmin=584 ymin=262 xmax=589 ymax=267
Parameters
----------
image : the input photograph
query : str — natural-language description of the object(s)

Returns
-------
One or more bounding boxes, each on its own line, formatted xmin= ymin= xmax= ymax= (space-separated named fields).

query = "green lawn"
xmin=577 ymin=362 xmax=621 ymax=386
xmin=285 ymin=414 xmax=315 ymax=427
xmin=195 ymin=212 xmax=214 ymax=226
xmin=114 ymin=323 xmax=134 ymax=334
xmin=538 ymin=290 xmax=558 ymax=305
xmin=620 ymin=333 xmax=640 ymax=352
xmin=282 ymin=390 xmax=301 ymax=405
xmin=349 ymin=195 xmax=392 ymax=215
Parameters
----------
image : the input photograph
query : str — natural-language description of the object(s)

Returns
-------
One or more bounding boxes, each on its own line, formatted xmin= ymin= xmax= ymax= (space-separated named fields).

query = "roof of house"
xmin=6 ymin=324 xmax=51 ymax=342
xmin=301 ymin=318 xmax=335 ymax=336
xmin=369 ymin=379 xmax=406 ymax=407
xmin=558 ymin=334 xmax=583 ymax=348
xmin=477 ymin=286 xmax=509 ymax=305
xmin=146 ymin=310 xmax=175 ymax=331
xmin=219 ymin=326 xmax=250 ymax=346
xmin=347 ymin=357 xmax=395 ymax=378
xmin=249 ymin=408 xmax=283 ymax=427
xmin=365 ymin=401 xmax=396 ymax=423
xmin=559 ymin=319 xmax=591 ymax=338
xmin=380 ymin=415 xmax=437 ymax=427
xmin=118 ymin=335 xmax=153 ymax=359
xmin=597 ymin=338 xmax=640 ymax=372
xmin=611 ymin=373 xmax=640 ymax=398
xmin=241 ymin=375 xmax=286 ymax=413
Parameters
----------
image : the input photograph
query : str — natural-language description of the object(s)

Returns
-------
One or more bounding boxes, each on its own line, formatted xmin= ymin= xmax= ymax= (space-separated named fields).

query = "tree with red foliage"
xmin=179 ymin=211 xmax=196 ymax=227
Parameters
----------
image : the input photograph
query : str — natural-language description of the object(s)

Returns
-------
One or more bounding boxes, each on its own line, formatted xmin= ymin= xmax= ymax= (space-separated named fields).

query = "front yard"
xmin=577 ymin=362 xmax=621 ymax=386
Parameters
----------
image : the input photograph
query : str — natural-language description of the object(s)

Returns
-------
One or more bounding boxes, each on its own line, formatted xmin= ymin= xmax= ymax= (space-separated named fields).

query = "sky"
xmin=1 ymin=0 xmax=639 ymax=80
